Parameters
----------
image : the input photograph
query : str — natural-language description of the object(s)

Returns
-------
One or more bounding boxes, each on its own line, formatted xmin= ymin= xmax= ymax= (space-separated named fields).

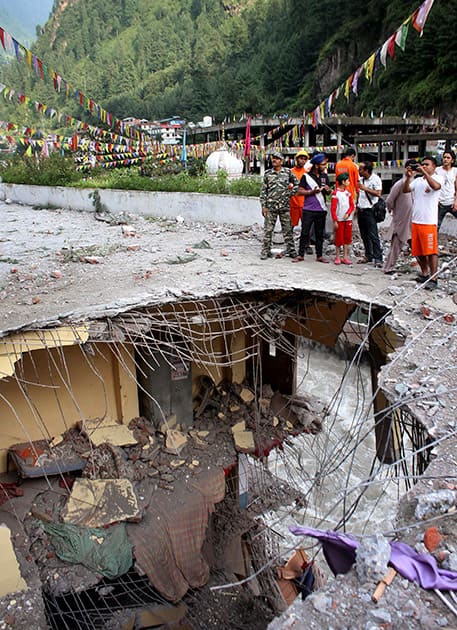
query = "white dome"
xmin=205 ymin=148 xmax=244 ymax=179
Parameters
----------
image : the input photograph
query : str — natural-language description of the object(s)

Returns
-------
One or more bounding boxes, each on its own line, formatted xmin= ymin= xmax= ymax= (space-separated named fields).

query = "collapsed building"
xmin=0 ymin=194 xmax=456 ymax=629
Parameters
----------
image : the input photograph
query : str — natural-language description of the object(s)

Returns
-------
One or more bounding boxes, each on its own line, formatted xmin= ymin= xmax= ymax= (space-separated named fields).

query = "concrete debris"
xmin=159 ymin=414 xmax=178 ymax=433
xmin=259 ymin=398 xmax=270 ymax=415
xmin=81 ymin=418 xmax=138 ymax=447
xmin=81 ymin=256 xmax=102 ymax=264
xmin=368 ymin=607 xmax=392 ymax=624
xmin=170 ymin=459 xmax=185 ymax=468
xmin=448 ymin=552 xmax=457 ymax=571
xmin=415 ymin=489 xmax=456 ymax=520
xmin=355 ymin=534 xmax=390 ymax=583
xmin=61 ymin=478 xmax=140 ymax=527
xmin=308 ymin=592 xmax=332 ymax=613
xmin=395 ymin=383 xmax=409 ymax=397
xmin=3 ymin=202 xmax=457 ymax=627
xmin=231 ymin=420 xmax=255 ymax=453
xmin=165 ymin=429 xmax=188 ymax=455
xmin=240 ymin=388 xmax=255 ymax=403
xmin=121 ymin=224 xmax=136 ymax=236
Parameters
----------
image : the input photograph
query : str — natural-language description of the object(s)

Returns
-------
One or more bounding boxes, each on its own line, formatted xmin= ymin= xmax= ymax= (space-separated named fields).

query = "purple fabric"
xmin=290 ymin=526 xmax=457 ymax=591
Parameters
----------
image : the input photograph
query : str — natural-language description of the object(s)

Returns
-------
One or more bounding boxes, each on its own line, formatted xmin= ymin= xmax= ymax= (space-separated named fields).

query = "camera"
xmin=409 ymin=162 xmax=420 ymax=171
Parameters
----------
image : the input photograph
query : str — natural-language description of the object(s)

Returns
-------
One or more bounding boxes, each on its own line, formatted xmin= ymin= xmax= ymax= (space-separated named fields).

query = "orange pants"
xmin=411 ymin=223 xmax=437 ymax=257
xmin=290 ymin=197 xmax=303 ymax=227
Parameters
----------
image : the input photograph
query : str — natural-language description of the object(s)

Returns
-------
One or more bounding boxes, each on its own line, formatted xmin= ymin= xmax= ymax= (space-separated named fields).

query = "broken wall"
xmin=192 ymin=328 xmax=247 ymax=394
xmin=0 ymin=336 xmax=138 ymax=472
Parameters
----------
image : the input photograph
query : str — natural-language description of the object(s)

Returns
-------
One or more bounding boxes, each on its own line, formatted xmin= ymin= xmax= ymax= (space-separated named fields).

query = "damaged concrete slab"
xmin=2 ymin=199 xmax=456 ymax=335
xmin=81 ymin=418 xmax=138 ymax=447
xmin=61 ymin=478 xmax=140 ymax=528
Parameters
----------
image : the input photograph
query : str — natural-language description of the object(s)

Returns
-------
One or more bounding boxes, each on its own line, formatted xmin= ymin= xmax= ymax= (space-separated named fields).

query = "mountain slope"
xmin=0 ymin=0 xmax=54 ymax=44
xmin=0 ymin=0 xmax=455 ymax=126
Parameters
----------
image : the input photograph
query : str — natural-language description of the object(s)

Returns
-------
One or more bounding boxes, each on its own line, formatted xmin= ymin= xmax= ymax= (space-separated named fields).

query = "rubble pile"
xmin=0 ymin=379 xmax=324 ymax=628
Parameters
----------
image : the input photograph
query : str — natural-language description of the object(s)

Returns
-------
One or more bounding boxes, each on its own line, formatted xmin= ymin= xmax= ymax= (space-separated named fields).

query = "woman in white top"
xmin=436 ymin=150 xmax=457 ymax=231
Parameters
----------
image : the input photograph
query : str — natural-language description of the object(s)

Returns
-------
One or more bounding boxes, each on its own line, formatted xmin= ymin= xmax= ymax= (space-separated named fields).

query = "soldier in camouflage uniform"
xmin=259 ymin=152 xmax=299 ymax=260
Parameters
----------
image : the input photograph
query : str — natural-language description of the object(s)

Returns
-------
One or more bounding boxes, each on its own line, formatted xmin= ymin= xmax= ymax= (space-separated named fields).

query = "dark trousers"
xmin=298 ymin=210 xmax=327 ymax=257
xmin=437 ymin=203 xmax=457 ymax=231
xmin=357 ymin=208 xmax=383 ymax=262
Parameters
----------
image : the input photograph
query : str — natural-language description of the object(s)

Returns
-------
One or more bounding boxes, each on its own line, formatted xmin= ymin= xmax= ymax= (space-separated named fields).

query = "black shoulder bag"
xmin=364 ymin=181 xmax=386 ymax=223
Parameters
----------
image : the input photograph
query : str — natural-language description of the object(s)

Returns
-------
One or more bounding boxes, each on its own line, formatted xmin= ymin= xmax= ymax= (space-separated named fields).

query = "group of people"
xmin=259 ymin=146 xmax=457 ymax=290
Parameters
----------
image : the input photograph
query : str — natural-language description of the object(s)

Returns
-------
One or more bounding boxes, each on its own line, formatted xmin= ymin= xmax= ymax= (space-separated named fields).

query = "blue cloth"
xmin=310 ymin=153 xmax=327 ymax=165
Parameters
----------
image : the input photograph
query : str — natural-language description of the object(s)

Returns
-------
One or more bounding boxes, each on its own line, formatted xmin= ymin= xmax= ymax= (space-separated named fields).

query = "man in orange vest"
xmin=335 ymin=147 xmax=359 ymax=202
xmin=290 ymin=150 xmax=310 ymax=227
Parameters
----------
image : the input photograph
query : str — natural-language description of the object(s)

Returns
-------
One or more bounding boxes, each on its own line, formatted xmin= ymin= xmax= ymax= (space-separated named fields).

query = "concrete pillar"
xmin=337 ymin=125 xmax=343 ymax=160
xmin=260 ymin=128 xmax=265 ymax=177
xmin=304 ymin=125 xmax=310 ymax=151
xmin=402 ymin=142 xmax=408 ymax=163
xmin=368 ymin=318 xmax=402 ymax=464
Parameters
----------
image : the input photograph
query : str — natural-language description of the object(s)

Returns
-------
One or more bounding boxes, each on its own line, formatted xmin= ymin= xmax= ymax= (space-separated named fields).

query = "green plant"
xmin=229 ymin=175 xmax=262 ymax=197
xmin=0 ymin=154 xmax=83 ymax=186
xmin=0 ymin=154 xmax=261 ymax=197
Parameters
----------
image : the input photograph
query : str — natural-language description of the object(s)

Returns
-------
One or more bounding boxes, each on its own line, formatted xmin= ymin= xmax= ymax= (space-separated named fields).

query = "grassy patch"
xmin=0 ymin=155 xmax=262 ymax=197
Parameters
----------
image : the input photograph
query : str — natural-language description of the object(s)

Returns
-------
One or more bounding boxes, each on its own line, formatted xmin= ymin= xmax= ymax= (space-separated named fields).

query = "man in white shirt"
xmin=436 ymin=150 xmax=457 ymax=232
xmin=357 ymin=161 xmax=383 ymax=267
xmin=403 ymin=157 xmax=443 ymax=290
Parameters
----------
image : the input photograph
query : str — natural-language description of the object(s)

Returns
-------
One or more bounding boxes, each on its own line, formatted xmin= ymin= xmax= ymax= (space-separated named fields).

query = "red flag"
xmin=387 ymin=33 xmax=396 ymax=58
xmin=243 ymin=116 xmax=251 ymax=158
xmin=412 ymin=0 xmax=435 ymax=35
xmin=70 ymin=133 xmax=78 ymax=151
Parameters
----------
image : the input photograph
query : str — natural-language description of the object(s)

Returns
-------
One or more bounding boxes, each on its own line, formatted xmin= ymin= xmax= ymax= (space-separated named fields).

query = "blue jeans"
xmin=437 ymin=203 xmax=457 ymax=231
xmin=357 ymin=207 xmax=383 ymax=262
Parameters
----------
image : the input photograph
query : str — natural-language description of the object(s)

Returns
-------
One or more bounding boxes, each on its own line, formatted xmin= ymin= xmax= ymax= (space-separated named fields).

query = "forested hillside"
xmin=1 ymin=0 xmax=456 ymax=126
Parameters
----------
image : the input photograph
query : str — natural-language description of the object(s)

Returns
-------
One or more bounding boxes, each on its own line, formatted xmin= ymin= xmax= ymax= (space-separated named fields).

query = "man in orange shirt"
xmin=335 ymin=147 xmax=359 ymax=202
xmin=290 ymin=150 xmax=310 ymax=226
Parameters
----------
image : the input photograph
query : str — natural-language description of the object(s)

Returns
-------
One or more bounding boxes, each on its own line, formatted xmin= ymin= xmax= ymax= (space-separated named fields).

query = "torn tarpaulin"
xmin=290 ymin=526 xmax=457 ymax=591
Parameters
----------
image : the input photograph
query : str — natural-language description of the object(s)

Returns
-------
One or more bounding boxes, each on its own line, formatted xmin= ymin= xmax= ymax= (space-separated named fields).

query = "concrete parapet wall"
xmin=0 ymin=183 xmax=262 ymax=227
xmin=2 ymin=183 xmax=457 ymax=236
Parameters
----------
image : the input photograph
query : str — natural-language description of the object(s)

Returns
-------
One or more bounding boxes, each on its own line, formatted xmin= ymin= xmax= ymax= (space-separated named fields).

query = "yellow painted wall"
xmin=191 ymin=329 xmax=247 ymax=398
xmin=0 ymin=342 xmax=138 ymax=473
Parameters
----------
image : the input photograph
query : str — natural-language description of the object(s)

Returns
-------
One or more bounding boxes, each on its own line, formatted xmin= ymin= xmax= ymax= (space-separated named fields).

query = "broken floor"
xmin=1 ymin=199 xmax=456 ymax=335
xmin=1 ymin=199 xmax=457 ymax=628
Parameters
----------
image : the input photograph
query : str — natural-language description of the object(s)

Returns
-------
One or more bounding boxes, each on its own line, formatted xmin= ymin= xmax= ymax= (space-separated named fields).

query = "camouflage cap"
xmin=271 ymin=151 xmax=284 ymax=160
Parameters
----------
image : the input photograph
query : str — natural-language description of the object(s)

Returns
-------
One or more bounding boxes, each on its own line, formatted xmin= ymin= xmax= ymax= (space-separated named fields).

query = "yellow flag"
xmin=365 ymin=53 xmax=376 ymax=83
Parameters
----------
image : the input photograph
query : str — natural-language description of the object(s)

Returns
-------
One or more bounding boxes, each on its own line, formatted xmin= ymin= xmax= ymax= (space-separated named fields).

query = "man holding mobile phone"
xmin=292 ymin=153 xmax=330 ymax=263
xmin=403 ymin=157 xmax=443 ymax=289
